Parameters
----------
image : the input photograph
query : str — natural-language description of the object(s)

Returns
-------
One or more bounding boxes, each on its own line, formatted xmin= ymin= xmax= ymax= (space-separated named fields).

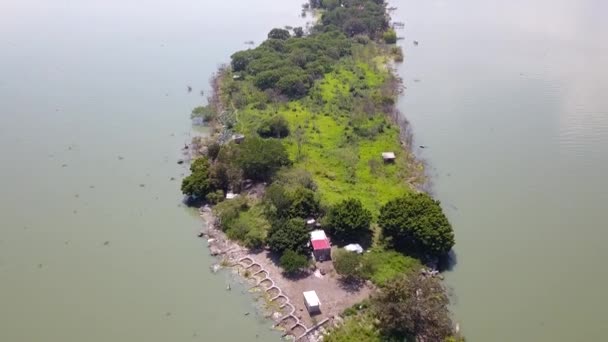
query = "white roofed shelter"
xmin=310 ymin=230 xmax=327 ymax=241
xmin=303 ymin=290 xmax=321 ymax=314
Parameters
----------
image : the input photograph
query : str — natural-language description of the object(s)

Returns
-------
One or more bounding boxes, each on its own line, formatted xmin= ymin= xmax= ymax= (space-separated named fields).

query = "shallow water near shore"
xmin=0 ymin=1 xmax=305 ymax=341
xmin=392 ymin=0 xmax=608 ymax=340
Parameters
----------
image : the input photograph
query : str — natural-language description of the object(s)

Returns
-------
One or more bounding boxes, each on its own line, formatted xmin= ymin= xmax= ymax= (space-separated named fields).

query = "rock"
xmin=177 ymin=160 xmax=184 ymax=165
xmin=207 ymin=238 xmax=216 ymax=245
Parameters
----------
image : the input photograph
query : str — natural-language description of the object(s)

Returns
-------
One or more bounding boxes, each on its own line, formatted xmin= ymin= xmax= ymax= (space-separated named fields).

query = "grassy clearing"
xmin=324 ymin=314 xmax=382 ymax=342
xmin=362 ymin=248 xmax=421 ymax=286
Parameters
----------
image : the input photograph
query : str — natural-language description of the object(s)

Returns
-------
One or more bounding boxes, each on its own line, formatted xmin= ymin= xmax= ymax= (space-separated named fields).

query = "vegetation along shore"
xmin=182 ymin=1 xmax=463 ymax=341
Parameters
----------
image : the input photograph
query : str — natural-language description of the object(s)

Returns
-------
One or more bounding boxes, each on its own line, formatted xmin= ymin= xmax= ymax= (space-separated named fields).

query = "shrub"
xmin=207 ymin=142 xmax=221 ymax=160
xmin=280 ymin=250 xmax=309 ymax=274
xmin=333 ymin=249 xmax=364 ymax=280
xmin=257 ymin=115 xmax=290 ymax=138
xmin=379 ymin=193 xmax=455 ymax=257
xmin=268 ymin=28 xmax=291 ymax=40
xmin=205 ymin=189 xmax=225 ymax=205
xmin=191 ymin=105 xmax=215 ymax=122
xmin=383 ymin=29 xmax=397 ymax=44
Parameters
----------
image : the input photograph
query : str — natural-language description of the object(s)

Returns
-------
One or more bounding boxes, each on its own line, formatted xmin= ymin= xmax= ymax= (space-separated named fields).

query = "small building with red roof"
xmin=310 ymin=230 xmax=331 ymax=261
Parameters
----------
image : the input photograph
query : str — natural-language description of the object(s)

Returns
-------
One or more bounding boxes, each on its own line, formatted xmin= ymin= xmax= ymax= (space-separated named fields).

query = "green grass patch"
xmin=324 ymin=315 xmax=382 ymax=342
xmin=362 ymin=248 xmax=421 ymax=286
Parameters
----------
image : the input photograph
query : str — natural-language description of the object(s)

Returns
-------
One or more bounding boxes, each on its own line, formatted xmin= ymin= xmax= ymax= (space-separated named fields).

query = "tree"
xmin=268 ymin=28 xmax=291 ymax=40
xmin=267 ymin=218 xmax=310 ymax=255
xmin=325 ymin=198 xmax=372 ymax=244
xmin=264 ymin=184 xmax=320 ymax=220
xmin=280 ymin=250 xmax=309 ymax=274
xmin=379 ymin=193 xmax=455 ymax=256
xmin=257 ymin=115 xmax=290 ymax=138
xmin=288 ymin=186 xmax=320 ymax=218
xmin=181 ymin=157 xmax=213 ymax=198
xmin=383 ymin=29 xmax=397 ymax=44
xmin=276 ymin=73 xmax=308 ymax=98
xmin=207 ymin=142 xmax=221 ymax=160
xmin=236 ymin=137 xmax=291 ymax=181
xmin=333 ymin=249 xmax=364 ymax=280
xmin=373 ymin=275 xmax=454 ymax=341
xmin=293 ymin=26 xmax=304 ymax=38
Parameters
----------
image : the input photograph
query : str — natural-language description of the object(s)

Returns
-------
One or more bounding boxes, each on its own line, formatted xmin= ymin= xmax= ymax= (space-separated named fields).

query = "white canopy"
xmin=310 ymin=230 xmax=327 ymax=241
xmin=344 ymin=244 xmax=364 ymax=254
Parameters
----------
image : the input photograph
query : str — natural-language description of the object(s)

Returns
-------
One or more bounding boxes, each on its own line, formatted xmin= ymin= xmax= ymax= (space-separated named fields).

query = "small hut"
xmin=382 ymin=152 xmax=396 ymax=163
xmin=303 ymin=290 xmax=321 ymax=314
xmin=232 ymin=134 xmax=245 ymax=144
xmin=310 ymin=230 xmax=331 ymax=261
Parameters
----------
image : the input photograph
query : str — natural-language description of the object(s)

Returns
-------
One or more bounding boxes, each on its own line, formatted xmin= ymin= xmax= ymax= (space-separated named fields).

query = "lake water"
xmin=393 ymin=0 xmax=608 ymax=340
xmin=0 ymin=1 xmax=305 ymax=341
xmin=2 ymin=0 xmax=607 ymax=341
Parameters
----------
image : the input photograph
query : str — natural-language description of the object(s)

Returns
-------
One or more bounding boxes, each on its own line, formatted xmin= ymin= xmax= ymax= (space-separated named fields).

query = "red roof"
xmin=311 ymin=238 xmax=331 ymax=250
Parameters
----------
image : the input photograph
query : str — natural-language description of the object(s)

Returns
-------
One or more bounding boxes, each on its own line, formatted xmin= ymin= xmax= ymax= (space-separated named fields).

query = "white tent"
xmin=344 ymin=243 xmax=364 ymax=254
xmin=303 ymin=290 xmax=321 ymax=313
xmin=310 ymin=230 xmax=327 ymax=241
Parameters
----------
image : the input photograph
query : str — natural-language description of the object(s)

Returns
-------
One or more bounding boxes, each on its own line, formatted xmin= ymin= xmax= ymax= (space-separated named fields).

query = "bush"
xmin=267 ymin=218 xmax=309 ymax=254
xmin=325 ymin=198 xmax=372 ymax=244
xmin=207 ymin=142 xmax=221 ymax=160
xmin=333 ymin=249 xmax=364 ymax=280
xmin=236 ymin=137 xmax=291 ymax=181
xmin=383 ymin=29 xmax=397 ymax=44
xmin=257 ymin=115 xmax=290 ymax=138
xmin=268 ymin=28 xmax=291 ymax=40
xmin=205 ymin=189 xmax=225 ymax=205
xmin=191 ymin=105 xmax=215 ymax=122
xmin=379 ymin=193 xmax=455 ymax=257
xmin=280 ymin=250 xmax=309 ymax=274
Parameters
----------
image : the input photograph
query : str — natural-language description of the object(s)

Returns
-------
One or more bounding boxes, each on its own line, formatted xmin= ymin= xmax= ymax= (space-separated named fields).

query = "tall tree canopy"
xmin=181 ymin=157 xmax=213 ymax=198
xmin=325 ymin=198 xmax=372 ymax=244
xmin=378 ymin=193 xmax=455 ymax=256
xmin=236 ymin=137 xmax=291 ymax=181
xmin=267 ymin=218 xmax=310 ymax=255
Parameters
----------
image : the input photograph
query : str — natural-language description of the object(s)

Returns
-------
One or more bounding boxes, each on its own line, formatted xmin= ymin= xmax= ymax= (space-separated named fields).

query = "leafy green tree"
xmin=325 ymin=198 xmax=372 ymax=244
xmin=236 ymin=137 xmax=291 ymax=181
xmin=276 ymin=74 xmax=308 ymax=98
xmin=181 ymin=157 xmax=213 ymax=198
xmin=257 ymin=115 xmax=290 ymax=138
xmin=268 ymin=28 xmax=291 ymax=40
xmin=280 ymin=250 xmax=309 ymax=274
xmin=373 ymin=275 xmax=454 ymax=341
xmin=264 ymin=184 xmax=320 ymax=220
xmin=383 ymin=29 xmax=397 ymax=44
xmin=267 ymin=218 xmax=309 ymax=254
xmin=379 ymin=193 xmax=455 ymax=256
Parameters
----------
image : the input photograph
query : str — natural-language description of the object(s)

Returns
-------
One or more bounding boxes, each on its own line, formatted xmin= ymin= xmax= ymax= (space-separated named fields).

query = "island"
xmin=183 ymin=1 xmax=463 ymax=341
